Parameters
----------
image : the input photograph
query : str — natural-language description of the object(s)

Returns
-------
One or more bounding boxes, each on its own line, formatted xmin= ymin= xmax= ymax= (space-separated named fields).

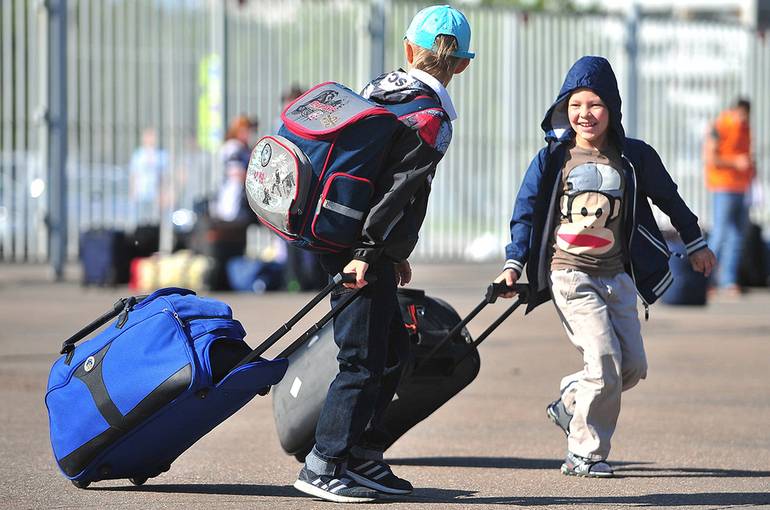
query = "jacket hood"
xmin=541 ymin=56 xmax=625 ymax=147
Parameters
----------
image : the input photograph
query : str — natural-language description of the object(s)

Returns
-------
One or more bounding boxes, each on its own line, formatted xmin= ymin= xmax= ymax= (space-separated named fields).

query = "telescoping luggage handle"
xmin=418 ymin=282 xmax=529 ymax=368
xmin=58 ymin=273 xmax=372 ymax=367
xmin=232 ymin=272 xmax=376 ymax=368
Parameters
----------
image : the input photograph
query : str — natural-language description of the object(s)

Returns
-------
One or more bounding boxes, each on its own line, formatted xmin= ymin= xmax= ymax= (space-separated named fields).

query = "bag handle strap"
xmin=60 ymin=295 xmax=149 ymax=365
xmin=417 ymin=283 xmax=529 ymax=369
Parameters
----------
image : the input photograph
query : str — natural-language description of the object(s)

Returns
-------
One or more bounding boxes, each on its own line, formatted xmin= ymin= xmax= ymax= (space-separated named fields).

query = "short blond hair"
xmin=411 ymin=35 xmax=462 ymax=84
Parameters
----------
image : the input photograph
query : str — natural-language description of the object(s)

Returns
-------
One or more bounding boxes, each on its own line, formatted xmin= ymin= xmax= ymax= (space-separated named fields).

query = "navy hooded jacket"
xmin=504 ymin=56 xmax=708 ymax=313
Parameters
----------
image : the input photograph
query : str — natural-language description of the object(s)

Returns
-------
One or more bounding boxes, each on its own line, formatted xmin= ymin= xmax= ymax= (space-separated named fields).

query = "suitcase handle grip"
xmin=417 ymin=283 xmax=528 ymax=368
xmin=59 ymin=295 xmax=149 ymax=365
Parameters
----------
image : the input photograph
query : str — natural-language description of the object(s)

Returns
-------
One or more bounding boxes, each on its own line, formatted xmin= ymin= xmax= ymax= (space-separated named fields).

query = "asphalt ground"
xmin=1 ymin=262 xmax=769 ymax=510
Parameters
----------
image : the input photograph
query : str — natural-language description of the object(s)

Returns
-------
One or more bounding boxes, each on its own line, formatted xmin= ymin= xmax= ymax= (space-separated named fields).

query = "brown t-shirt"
xmin=550 ymin=142 xmax=626 ymax=276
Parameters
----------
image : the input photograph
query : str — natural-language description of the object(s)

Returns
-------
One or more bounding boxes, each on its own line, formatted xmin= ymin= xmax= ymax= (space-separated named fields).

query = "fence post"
xmin=624 ymin=4 xmax=640 ymax=139
xmin=47 ymin=0 xmax=68 ymax=280
xmin=369 ymin=0 xmax=386 ymax=80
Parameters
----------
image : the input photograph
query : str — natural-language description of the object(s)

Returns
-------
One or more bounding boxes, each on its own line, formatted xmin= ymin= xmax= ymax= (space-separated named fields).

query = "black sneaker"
xmin=294 ymin=466 xmax=378 ymax=503
xmin=546 ymin=398 xmax=572 ymax=436
xmin=347 ymin=457 xmax=413 ymax=495
xmin=560 ymin=451 xmax=614 ymax=478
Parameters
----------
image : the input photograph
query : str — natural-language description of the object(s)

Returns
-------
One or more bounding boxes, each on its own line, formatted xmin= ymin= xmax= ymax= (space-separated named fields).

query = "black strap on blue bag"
xmin=60 ymin=295 xmax=148 ymax=365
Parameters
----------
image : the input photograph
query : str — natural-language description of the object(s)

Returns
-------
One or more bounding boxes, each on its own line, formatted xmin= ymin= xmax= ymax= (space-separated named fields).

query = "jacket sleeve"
xmin=637 ymin=142 xmax=708 ymax=255
xmin=352 ymin=124 xmax=443 ymax=264
xmin=504 ymin=148 xmax=548 ymax=275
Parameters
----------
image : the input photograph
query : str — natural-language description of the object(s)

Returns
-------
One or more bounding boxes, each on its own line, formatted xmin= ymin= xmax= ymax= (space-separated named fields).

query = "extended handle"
xmin=418 ymin=283 xmax=528 ymax=368
xmin=233 ymin=272 xmax=377 ymax=368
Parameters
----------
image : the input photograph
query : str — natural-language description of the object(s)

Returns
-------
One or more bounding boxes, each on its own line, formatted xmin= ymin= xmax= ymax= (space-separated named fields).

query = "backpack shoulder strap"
xmin=382 ymin=95 xmax=444 ymax=119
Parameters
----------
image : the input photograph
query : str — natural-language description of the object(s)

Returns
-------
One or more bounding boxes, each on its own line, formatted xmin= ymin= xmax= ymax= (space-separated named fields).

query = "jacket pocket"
xmin=311 ymin=173 xmax=374 ymax=248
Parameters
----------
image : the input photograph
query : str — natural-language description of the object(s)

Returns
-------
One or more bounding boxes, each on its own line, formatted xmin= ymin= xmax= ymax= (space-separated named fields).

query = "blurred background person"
xmin=129 ymin=127 xmax=168 ymax=225
xmin=214 ymin=115 xmax=260 ymax=224
xmin=703 ymin=98 xmax=754 ymax=296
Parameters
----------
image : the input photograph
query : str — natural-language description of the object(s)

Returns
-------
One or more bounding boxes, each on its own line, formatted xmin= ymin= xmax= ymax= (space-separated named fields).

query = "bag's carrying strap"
xmin=417 ymin=283 xmax=529 ymax=369
xmin=233 ymin=273 xmax=376 ymax=368
xmin=60 ymin=295 xmax=149 ymax=365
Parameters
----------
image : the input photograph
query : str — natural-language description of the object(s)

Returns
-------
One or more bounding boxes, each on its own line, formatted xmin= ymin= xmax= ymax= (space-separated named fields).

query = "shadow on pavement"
xmin=84 ymin=481 xmax=770 ymax=507
xmin=390 ymin=457 xmax=769 ymax=479
xmin=90 ymin=483 xmax=303 ymax=498
xmin=417 ymin=492 xmax=770 ymax=507
xmin=389 ymin=456 xmax=564 ymax=469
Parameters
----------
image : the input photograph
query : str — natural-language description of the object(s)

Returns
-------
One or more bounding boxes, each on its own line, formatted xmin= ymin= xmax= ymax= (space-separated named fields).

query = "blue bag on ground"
xmin=45 ymin=287 xmax=288 ymax=487
xmin=662 ymin=237 xmax=707 ymax=305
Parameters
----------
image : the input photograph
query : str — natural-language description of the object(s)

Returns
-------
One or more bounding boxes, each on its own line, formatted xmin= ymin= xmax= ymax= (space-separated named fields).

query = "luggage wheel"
xmin=129 ymin=477 xmax=148 ymax=486
xmin=71 ymin=480 xmax=90 ymax=489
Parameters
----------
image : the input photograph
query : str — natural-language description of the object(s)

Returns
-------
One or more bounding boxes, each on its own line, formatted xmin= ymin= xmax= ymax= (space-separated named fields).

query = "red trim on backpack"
xmin=281 ymin=82 xmax=395 ymax=140
xmin=256 ymin=216 xmax=299 ymax=242
xmin=298 ymin=139 xmax=337 ymax=235
xmin=310 ymin=173 xmax=374 ymax=249
xmin=249 ymin=135 xmax=303 ymax=234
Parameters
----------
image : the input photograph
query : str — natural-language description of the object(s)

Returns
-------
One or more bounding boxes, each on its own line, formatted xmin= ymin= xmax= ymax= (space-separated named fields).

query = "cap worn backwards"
xmin=405 ymin=5 xmax=475 ymax=59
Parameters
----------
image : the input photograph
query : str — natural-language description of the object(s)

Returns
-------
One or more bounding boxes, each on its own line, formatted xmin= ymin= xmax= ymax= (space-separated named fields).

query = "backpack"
xmin=246 ymin=81 xmax=437 ymax=253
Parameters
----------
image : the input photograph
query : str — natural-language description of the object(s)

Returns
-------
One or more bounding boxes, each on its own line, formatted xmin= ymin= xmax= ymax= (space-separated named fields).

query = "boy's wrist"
xmin=683 ymin=235 xmax=708 ymax=256
xmin=503 ymin=259 xmax=523 ymax=277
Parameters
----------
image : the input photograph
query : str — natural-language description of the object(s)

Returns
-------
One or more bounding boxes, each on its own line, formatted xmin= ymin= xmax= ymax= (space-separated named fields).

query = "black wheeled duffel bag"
xmin=271 ymin=282 xmax=528 ymax=460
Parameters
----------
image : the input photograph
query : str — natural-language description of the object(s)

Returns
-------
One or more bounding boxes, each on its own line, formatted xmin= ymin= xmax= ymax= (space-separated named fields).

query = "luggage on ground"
xmin=738 ymin=221 xmax=769 ymax=288
xmin=662 ymin=237 xmax=708 ymax=305
xmin=226 ymin=256 xmax=286 ymax=292
xmin=129 ymin=251 xmax=215 ymax=292
xmin=79 ymin=229 xmax=131 ymax=286
xmin=46 ymin=273 xmax=368 ymax=488
xmin=271 ymin=282 xmax=528 ymax=460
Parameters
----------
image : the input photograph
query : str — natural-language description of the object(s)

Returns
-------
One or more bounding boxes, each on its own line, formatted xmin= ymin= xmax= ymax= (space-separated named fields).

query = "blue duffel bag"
xmin=45 ymin=287 xmax=289 ymax=488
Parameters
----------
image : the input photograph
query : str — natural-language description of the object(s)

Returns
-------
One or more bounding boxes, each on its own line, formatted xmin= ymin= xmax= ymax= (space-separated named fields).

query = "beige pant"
xmin=550 ymin=269 xmax=647 ymax=460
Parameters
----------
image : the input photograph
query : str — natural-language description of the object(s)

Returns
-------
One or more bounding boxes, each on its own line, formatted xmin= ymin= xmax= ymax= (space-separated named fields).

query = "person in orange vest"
xmin=703 ymin=98 xmax=754 ymax=296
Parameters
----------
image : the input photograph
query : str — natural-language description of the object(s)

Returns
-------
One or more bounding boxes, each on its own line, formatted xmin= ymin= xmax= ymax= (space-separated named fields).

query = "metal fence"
xmin=1 ymin=0 xmax=768 ymax=266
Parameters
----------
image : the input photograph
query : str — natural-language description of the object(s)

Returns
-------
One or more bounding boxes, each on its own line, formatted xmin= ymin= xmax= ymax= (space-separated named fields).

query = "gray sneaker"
xmin=546 ymin=398 xmax=572 ymax=436
xmin=560 ymin=451 xmax=614 ymax=478
xmin=294 ymin=466 xmax=379 ymax=503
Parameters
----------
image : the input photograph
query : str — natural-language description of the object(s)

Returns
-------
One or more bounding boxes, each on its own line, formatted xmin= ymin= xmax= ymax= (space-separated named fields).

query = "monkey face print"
xmin=556 ymin=162 xmax=622 ymax=256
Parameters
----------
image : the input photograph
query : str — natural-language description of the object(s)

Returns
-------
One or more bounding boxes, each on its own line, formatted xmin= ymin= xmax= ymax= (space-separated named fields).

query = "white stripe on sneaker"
xmin=363 ymin=465 xmax=382 ymax=476
xmin=293 ymin=479 xmax=376 ymax=503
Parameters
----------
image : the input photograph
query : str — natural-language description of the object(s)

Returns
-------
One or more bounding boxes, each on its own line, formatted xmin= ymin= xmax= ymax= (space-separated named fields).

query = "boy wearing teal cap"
xmin=294 ymin=5 xmax=473 ymax=503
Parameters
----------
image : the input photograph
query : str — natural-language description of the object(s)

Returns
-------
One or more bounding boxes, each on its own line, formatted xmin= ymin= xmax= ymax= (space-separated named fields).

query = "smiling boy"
xmin=496 ymin=56 xmax=716 ymax=477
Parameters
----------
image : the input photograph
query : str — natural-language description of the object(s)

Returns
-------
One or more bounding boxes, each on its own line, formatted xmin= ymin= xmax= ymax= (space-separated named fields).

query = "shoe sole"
xmin=347 ymin=470 xmax=413 ymax=495
xmin=546 ymin=406 xmax=569 ymax=437
xmin=293 ymin=479 xmax=377 ymax=503
xmin=560 ymin=464 xmax=614 ymax=478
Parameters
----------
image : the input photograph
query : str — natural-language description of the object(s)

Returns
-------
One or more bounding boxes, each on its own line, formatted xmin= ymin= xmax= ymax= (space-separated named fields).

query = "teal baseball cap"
xmin=405 ymin=5 xmax=475 ymax=59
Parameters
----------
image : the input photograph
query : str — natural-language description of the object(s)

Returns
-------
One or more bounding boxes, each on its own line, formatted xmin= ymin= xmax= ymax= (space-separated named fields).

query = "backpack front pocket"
xmin=311 ymin=173 xmax=373 ymax=248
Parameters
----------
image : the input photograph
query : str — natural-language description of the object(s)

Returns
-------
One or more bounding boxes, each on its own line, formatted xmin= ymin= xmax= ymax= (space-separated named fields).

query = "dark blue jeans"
xmin=312 ymin=254 xmax=410 ymax=465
